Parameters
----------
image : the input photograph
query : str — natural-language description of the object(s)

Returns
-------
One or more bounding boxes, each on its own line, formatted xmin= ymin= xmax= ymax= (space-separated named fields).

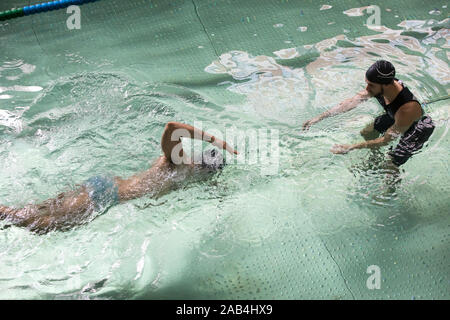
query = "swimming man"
xmin=0 ymin=121 xmax=238 ymax=233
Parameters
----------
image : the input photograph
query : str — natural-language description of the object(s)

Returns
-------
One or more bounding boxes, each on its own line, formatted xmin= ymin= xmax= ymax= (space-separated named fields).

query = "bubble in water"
xmin=320 ymin=5 xmax=332 ymax=10
xmin=428 ymin=9 xmax=441 ymax=15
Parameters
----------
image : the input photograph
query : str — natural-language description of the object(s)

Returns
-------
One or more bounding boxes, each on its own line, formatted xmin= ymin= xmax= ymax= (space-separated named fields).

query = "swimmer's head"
xmin=365 ymin=60 xmax=395 ymax=95
xmin=200 ymin=148 xmax=225 ymax=172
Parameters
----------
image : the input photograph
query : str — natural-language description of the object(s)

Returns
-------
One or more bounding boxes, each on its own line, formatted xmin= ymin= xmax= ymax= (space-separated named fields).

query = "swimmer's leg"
xmin=0 ymin=205 xmax=15 ymax=220
xmin=46 ymin=188 xmax=93 ymax=217
xmin=359 ymin=115 xmax=394 ymax=168
xmin=349 ymin=120 xmax=385 ymax=175
xmin=0 ymin=204 xmax=52 ymax=232
xmin=371 ymin=159 xmax=402 ymax=204
xmin=0 ymin=205 xmax=24 ymax=223
xmin=363 ymin=121 xmax=385 ymax=166
xmin=383 ymin=158 xmax=401 ymax=186
xmin=0 ymin=187 xmax=94 ymax=233
xmin=360 ymin=121 xmax=380 ymax=141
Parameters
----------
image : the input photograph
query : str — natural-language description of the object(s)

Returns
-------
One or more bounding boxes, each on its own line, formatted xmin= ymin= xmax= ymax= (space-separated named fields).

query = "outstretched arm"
xmin=302 ymin=90 xmax=372 ymax=131
xmin=161 ymin=121 xmax=238 ymax=164
xmin=331 ymin=102 xmax=420 ymax=154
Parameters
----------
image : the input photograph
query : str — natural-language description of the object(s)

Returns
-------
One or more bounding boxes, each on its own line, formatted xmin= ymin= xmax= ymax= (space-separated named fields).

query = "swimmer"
xmin=302 ymin=60 xmax=435 ymax=173
xmin=0 ymin=121 xmax=238 ymax=234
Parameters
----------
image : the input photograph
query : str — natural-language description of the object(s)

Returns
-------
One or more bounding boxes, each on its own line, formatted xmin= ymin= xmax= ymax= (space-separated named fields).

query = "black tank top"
xmin=375 ymin=79 xmax=423 ymax=119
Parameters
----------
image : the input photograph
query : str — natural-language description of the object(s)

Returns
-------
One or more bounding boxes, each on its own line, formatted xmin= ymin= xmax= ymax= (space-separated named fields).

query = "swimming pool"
xmin=0 ymin=0 xmax=449 ymax=299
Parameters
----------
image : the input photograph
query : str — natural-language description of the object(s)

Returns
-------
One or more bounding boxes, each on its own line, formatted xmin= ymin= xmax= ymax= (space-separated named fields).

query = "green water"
xmin=0 ymin=0 xmax=449 ymax=299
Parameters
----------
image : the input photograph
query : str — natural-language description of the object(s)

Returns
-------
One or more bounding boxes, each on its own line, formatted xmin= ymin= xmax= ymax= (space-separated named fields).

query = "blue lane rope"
xmin=0 ymin=0 xmax=101 ymax=21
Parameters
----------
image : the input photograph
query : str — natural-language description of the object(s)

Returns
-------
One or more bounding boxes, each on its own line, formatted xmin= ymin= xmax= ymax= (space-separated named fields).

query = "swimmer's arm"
xmin=302 ymin=90 xmax=371 ymax=131
xmin=349 ymin=129 xmax=397 ymax=150
xmin=161 ymin=122 xmax=238 ymax=163
xmin=331 ymin=127 xmax=397 ymax=154
xmin=320 ymin=90 xmax=371 ymax=119
xmin=344 ymin=106 xmax=416 ymax=151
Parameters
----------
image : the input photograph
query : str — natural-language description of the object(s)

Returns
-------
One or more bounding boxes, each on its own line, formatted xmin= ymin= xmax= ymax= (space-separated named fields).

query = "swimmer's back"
xmin=115 ymin=156 xmax=194 ymax=202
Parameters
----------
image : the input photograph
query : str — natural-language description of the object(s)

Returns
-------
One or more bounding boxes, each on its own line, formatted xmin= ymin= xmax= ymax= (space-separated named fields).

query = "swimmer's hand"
xmin=210 ymin=136 xmax=239 ymax=155
xmin=330 ymin=144 xmax=353 ymax=154
xmin=302 ymin=116 xmax=321 ymax=131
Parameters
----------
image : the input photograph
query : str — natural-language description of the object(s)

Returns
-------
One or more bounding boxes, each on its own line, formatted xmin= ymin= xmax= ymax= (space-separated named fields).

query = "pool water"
xmin=0 ymin=0 xmax=449 ymax=299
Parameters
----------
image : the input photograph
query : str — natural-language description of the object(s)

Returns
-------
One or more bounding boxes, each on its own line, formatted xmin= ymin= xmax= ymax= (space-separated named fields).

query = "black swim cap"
xmin=365 ymin=60 xmax=395 ymax=84
xmin=201 ymin=148 xmax=225 ymax=171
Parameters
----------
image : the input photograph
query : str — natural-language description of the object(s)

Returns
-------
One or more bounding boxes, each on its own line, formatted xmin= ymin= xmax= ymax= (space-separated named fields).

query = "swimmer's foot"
xmin=0 ymin=207 xmax=12 ymax=229
xmin=384 ymin=169 xmax=402 ymax=188
xmin=0 ymin=205 xmax=23 ymax=222
xmin=0 ymin=205 xmax=9 ymax=219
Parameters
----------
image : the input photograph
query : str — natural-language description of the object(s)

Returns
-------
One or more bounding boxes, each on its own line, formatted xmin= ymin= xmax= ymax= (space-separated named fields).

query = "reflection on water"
xmin=205 ymin=50 xmax=312 ymax=124
xmin=207 ymin=17 xmax=449 ymax=116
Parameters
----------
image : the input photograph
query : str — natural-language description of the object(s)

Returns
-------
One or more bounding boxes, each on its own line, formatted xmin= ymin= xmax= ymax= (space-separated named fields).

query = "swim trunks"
xmin=374 ymin=115 xmax=435 ymax=166
xmin=84 ymin=175 xmax=120 ymax=210
xmin=372 ymin=79 xmax=435 ymax=166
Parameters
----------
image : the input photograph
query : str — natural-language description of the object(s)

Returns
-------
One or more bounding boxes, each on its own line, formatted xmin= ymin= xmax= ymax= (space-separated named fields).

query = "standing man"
xmin=302 ymin=60 xmax=435 ymax=170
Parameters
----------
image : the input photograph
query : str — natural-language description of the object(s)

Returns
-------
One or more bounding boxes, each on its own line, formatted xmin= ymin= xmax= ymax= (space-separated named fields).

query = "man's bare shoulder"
xmin=396 ymin=101 xmax=423 ymax=121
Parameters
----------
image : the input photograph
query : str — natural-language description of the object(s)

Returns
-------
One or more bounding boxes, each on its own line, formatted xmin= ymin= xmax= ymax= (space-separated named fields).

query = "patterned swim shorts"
xmin=84 ymin=175 xmax=120 ymax=210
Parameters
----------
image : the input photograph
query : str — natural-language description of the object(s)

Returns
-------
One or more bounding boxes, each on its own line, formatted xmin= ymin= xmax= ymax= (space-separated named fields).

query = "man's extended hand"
xmin=302 ymin=116 xmax=321 ymax=131
xmin=330 ymin=144 xmax=353 ymax=154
